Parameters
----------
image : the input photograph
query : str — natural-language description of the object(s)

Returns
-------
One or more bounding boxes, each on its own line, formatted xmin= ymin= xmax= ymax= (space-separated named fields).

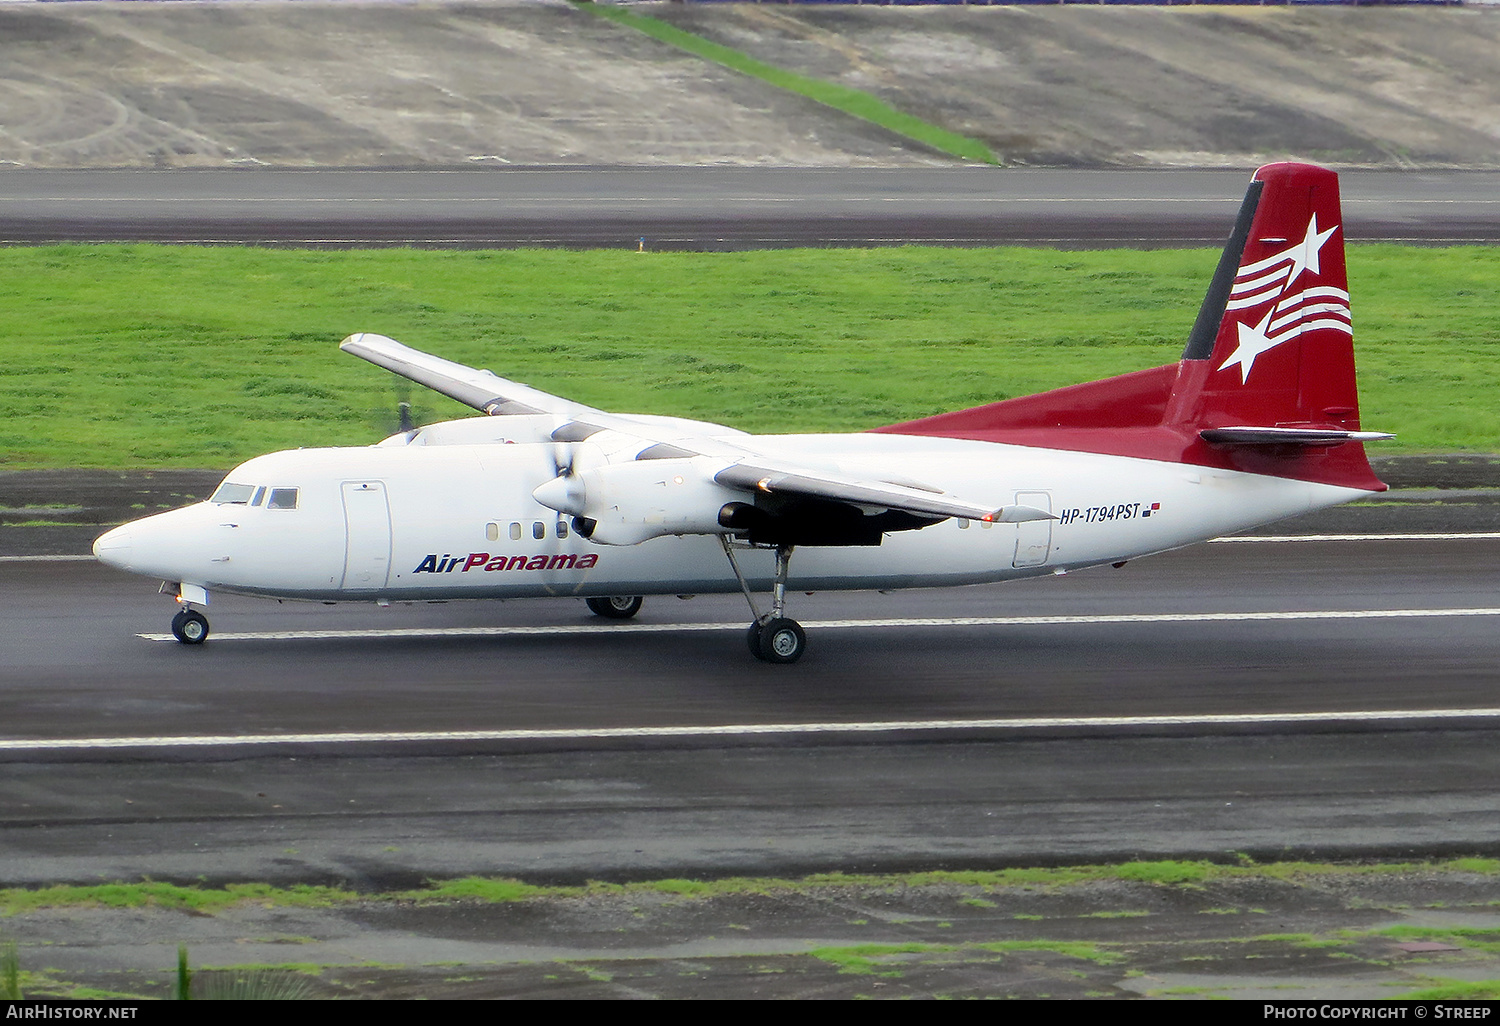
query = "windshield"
xmin=210 ymin=481 xmax=255 ymax=505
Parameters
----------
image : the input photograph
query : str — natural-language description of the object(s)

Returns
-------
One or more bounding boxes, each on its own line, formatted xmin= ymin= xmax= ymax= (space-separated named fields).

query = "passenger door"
xmin=341 ymin=481 xmax=392 ymax=590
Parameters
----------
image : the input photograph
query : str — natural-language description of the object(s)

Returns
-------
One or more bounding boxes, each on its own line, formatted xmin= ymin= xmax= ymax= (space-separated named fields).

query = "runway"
xmin=4 ymin=167 xmax=1499 ymax=248
xmin=3 ymin=166 xmax=1498 ymax=888
xmin=5 ymin=535 xmax=1500 ymax=886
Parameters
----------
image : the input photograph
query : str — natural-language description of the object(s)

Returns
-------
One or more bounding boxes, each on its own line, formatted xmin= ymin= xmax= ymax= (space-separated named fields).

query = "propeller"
xmin=550 ymin=437 xmax=576 ymax=479
xmin=534 ymin=427 xmax=594 ymax=531
xmin=374 ymin=372 xmax=419 ymax=439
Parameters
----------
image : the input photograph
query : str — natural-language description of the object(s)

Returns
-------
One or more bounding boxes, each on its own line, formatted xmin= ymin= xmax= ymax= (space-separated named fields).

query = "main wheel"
xmin=746 ymin=623 xmax=765 ymax=660
xmin=586 ymin=595 xmax=643 ymax=620
xmin=755 ymin=617 xmax=806 ymax=664
xmin=171 ymin=609 xmax=209 ymax=645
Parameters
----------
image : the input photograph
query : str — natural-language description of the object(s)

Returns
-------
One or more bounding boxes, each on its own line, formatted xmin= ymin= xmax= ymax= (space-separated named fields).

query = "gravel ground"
xmin=1 ymin=1 xmax=1496 ymax=169
xmin=6 ymin=869 xmax=1500 ymax=999
xmin=650 ymin=3 xmax=1500 ymax=169
xmin=0 ymin=0 xmax=939 ymax=168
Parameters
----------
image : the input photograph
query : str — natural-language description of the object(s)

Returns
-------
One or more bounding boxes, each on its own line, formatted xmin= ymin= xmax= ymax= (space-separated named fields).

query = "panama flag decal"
xmin=1217 ymin=213 xmax=1351 ymax=384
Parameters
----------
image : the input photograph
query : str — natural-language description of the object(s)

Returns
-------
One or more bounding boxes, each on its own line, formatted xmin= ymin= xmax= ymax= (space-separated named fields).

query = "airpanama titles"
xmin=413 ymin=552 xmax=600 ymax=574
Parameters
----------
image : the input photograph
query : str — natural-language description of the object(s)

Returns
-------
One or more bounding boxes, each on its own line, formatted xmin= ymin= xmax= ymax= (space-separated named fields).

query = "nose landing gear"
xmin=167 ymin=582 xmax=211 ymax=644
xmin=722 ymin=538 xmax=807 ymax=664
xmin=170 ymin=608 xmax=210 ymax=645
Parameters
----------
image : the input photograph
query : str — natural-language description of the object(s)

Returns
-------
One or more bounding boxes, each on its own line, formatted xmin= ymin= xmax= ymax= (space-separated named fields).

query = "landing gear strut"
xmin=721 ymin=538 xmax=807 ymax=664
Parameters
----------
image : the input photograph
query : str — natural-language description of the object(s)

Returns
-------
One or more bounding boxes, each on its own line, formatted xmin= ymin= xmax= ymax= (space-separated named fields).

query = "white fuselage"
xmin=94 ymin=431 xmax=1370 ymax=603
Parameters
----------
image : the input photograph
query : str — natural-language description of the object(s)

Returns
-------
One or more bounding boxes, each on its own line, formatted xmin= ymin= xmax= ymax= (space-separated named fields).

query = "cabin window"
xmin=981 ymin=519 xmax=994 ymax=530
xmin=556 ymin=519 xmax=569 ymax=539
xmin=251 ymin=486 xmax=266 ymax=507
xmin=533 ymin=521 xmax=545 ymax=540
xmin=486 ymin=523 xmax=500 ymax=542
xmin=957 ymin=518 xmax=969 ymax=530
xmin=509 ymin=522 xmax=522 ymax=541
xmin=267 ymin=487 xmax=299 ymax=510
xmin=210 ymin=482 xmax=255 ymax=505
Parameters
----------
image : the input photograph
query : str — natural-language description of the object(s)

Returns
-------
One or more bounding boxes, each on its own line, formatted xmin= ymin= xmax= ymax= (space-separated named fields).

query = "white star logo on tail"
xmin=1218 ymin=214 xmax=1349 ymax=383
xmin=1280 ymin=213 xmax=1337 ymax=287
xmin=1219 ymin=310 xmax=1280 ymax=384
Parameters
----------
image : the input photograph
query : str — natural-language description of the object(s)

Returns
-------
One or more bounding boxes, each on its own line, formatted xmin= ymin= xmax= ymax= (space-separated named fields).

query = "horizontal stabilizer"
xmin=1200 ymin=426 xmax=1394 ymax=447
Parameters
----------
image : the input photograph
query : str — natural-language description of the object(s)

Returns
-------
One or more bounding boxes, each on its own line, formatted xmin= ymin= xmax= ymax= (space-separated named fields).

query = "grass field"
xmin=0 ymin=244 xmax=1494 ymax=469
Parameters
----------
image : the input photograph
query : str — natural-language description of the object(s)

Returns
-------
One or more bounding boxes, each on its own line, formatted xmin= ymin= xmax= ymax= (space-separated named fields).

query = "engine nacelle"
xmin=532 ymin=457 xmax=747 ymax=546
xmin=379 ymin=415 xmax=563 ymax=447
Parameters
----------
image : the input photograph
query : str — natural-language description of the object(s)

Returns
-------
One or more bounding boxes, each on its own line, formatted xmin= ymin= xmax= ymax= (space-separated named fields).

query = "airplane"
xmin=94 ymin=162 xmax=1390 ymax=663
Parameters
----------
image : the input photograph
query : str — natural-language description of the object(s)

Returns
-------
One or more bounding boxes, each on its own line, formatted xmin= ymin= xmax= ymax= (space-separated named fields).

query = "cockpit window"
xmin=211 ymin=482 xmax=255 ymax=505
xmin=251 ymin=486 xmax=266 ymax=507
xmin=266 ymin=487 xmax=300 ymax=510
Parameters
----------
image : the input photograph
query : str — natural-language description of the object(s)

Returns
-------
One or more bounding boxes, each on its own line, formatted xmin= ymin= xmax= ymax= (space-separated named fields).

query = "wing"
xmin=342 ymin=332 xmax=746 ymax=440
xmin=714 ymin=461 xmax=1046 ymax=524
xmin=342 ymin=334 xmax=1051 ymax=546
xmin=341 ymin=333 xmax=602 ymax=419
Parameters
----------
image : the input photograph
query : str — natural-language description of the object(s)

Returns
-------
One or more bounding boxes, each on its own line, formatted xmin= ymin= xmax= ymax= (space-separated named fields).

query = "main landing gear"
xmin=721 ymin=538 xmax=807 ymax=664
xmin=586 ymin=595 xmax=644 ymax=620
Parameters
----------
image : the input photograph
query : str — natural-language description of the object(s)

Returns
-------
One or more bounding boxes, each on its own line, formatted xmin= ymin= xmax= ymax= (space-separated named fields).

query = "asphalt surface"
xmin=4 ymin=167 xmax=1499 ymax=248
xmin=6 ymin=532 xmax=1500 ymax=888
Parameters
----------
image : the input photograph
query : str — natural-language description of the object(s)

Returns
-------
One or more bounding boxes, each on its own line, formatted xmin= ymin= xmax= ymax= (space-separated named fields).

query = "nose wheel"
xmin=171 ymin=608 xmax=210 ymax=645
xmin=722 ymin=539 xmax=806 ymax=664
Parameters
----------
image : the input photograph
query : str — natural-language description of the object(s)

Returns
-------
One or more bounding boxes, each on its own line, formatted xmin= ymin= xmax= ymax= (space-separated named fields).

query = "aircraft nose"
xmin=92 ymin=524 xmax=134 ymax=568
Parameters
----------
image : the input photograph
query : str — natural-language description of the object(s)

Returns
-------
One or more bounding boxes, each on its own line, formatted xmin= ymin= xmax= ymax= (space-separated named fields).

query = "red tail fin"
xmin=874 ymin=163 xmax=1386 ymax=492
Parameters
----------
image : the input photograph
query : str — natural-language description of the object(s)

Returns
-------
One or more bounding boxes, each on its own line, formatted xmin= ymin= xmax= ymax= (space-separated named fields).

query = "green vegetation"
xmin=1113 ymin=860 xmax=1214 ymax=885
xmin=1 ymin=244 xmax=1495 ymax=469
xmin=0 ymin=880 xmax=358 ymax=915
xmin=1368 ymin=925 xmax=1500 ymax=954
xmin=1446 ymin=858 xmax=1500 ymax=874
xmin=1233 ymin=933 xmax=1353 ymax=950
xmin=811 ymin=940 xmax=1120 ymax=976
xmin=6 ymin=857 xmax=1500 ymax=916
xmin=192 ymin=968 xmax=315 ymax=1000
xmin=176 ymin=944 xmax=190 ymax=1001
xmin=2 ymin=939 xmax=21 ymax=1000
xmin=1401 ymin=979 xmax=1500 ymax=1000
xmin=580 ymin=4 xmax=996 ymax=164
xmin=811 ymin=942 xmax=946 ymax=976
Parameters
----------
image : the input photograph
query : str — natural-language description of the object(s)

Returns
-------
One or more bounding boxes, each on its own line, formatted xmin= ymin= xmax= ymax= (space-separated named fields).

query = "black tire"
xmin=586 ymin=595 xmax=643 ymax=620
xmin=171 ymin=609 xmax=209 ymax=645
xmin=746 ymin=623 xmax=765 ymax=660
xmin=755 ymin=617 xmax=806 ymax=664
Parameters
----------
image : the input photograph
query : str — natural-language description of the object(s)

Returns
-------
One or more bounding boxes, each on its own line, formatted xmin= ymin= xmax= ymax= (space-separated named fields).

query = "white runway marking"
xmin=1211 ymin=532 xmax=1500 ymax=543
xmin=137 ymin=606 xmax=1500 ymax=644
xmin=8 ymin=707 xmax=1500 ymax=753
